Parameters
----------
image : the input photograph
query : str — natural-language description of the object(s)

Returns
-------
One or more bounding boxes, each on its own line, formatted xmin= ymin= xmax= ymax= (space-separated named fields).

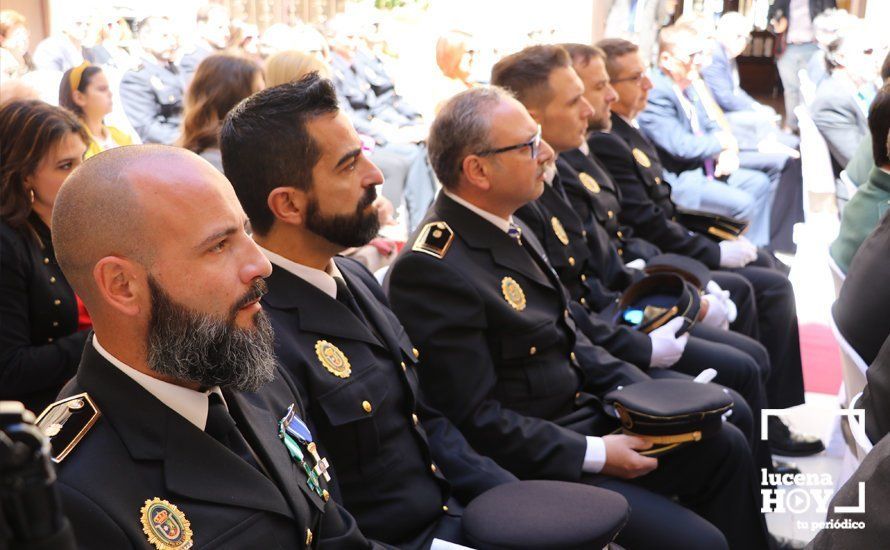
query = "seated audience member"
xmin=59 ymin=62 xmax=136 ymax=159
xmin=179 ymin=53 xmax=264 ymax=172
xmin=811 ymin=22 xmax=881 ymax=171
xmin=119 ymin=16 xmax=184 ymax=145
xmin=264 ymin=55 xmax=401 ymax=273
xmin=432 ymin=30 xmax=476 ymax=115
xmin=604 ymin=0 xmax=679 ymax=65
xmin=0 ymin=101 xmax=90 ymax=414
xmin=221 ymin=74 xmax=524 ymax=548
xmin=845 ymin=52 xmax=890 ymax=187
xmin=87 ymin=16 xmax=140 ymax=73
xmin=637 ymin=24 xmax=774 ymax=247
xmin=387 ymin=86 xmax=772 ymax=550
xmin=43 ymin=144 xmax=382 ymax=548
xmin=0 ymin=9 xmax=32 ymax=79
xmin=808 ymin=8 xmax=857 ymax=86
xmin=829 ymin=84 xmax=890 ymax=273
xmin=587 ymin=38 xmax=820 ymax=456
xmin=180 ymin=4 xmax=231 ymax=82
xmin=491 ymin=44 xmax=777 ymax=468
xmin=32 ymin=15 xmax=89 ymax=72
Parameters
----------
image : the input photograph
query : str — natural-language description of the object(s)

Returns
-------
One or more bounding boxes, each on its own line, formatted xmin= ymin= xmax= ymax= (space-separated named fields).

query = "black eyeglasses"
xmin=475 ymin=125 xmax=542 ymax=159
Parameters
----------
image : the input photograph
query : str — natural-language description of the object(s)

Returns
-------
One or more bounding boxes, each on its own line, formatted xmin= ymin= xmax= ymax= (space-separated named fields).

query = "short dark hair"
xmin=869 ymin=83 xmax=890 ymax=166
xmin=560 ymin=43 xmax=605 ymax=69
xmin=596 ymin=38 xmax=640 ymax=78
xmin=881 ymin=50 xmax=890 ymax=83
xmin=490 ymin=45 xmax=571 ymax=108
xmin=220 ymin=73 xmax=339 ymax=236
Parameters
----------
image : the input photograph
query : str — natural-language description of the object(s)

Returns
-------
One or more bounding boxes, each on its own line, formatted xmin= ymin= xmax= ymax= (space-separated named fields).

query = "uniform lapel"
xmin=336 ymin=261 xmax=403 ymax=359
xmin=436 ymin=194 xmax=554 ymax=290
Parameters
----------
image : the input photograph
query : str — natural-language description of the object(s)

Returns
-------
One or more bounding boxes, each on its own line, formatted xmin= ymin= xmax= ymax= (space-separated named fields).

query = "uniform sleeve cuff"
xmin=582 ymin=436 xmax=607 ymax=473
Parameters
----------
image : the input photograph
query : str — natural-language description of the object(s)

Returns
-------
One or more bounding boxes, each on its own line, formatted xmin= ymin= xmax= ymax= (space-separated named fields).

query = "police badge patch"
xmin=579 ymin=172 xmax=601 ymax=194
xmin=632 ymin=148 xmax=652 ymax=168
xmin=315 ymin=340 xmax=351 ymax=378
xmin=140 ymin=498 xmax=193 ymax=550
xmin=501 ymin=277 xmax=527 ymax=311
xmin=550 ymin=217 xmax=570 ymax=246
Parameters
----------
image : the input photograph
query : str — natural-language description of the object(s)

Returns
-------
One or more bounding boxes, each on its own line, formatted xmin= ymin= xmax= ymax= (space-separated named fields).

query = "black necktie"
xmin=205 ymin=393 xmax=262 ymax=472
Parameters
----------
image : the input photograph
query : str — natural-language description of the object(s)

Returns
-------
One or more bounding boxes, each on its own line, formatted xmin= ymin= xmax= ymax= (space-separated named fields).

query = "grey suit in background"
xmin=810 ymin=73 xmax=869 ymax=170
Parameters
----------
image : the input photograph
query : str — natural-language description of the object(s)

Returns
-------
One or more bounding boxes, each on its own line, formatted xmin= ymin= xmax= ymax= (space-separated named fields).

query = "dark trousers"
xmin=585 ymin=422 xmax=769 ymax=550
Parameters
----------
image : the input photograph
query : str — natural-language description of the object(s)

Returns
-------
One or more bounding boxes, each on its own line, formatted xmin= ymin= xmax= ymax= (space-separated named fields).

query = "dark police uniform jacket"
xmin=119 ymin=55 xmax=184 ymax=145
xmin=262 ymin=256 xmax=517 ymax=547
xmin=515 ymin=178 xmax=652 ymax=368
xmin=560 ymin=149 xmax=662 ymax=264
xmin=589 ymin=114 xmax=722 ymax=269
xmin=0 ymin=216 xmax=88 ymax=414
xmin=49 ymin=341 xmax=380 ymax=549
xmin=387 ymin=193 xmax=649 ymax=481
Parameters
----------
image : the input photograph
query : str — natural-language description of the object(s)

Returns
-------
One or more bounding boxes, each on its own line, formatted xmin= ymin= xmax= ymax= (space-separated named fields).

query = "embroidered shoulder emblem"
xmin=412 ymin=221 xmax=454 ymax=259
xmin=632 ymin=148 xmax=652 ymax=168
xmin=140 ymin=498 xmax=193 ymax=549
xmin=35 ymin=393 xmax=101 ymax=463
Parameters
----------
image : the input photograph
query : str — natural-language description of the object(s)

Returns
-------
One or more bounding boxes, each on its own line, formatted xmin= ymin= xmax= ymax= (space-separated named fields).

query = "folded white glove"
xmin=718 ymin=239 xmax=757 ymax=268
xmin=706 ymin=280 xmax=737 ymax=324
xmin=648 ymin=317 xmax=689 ymax=368
xmin=702 ymin=293 xmax=730 ymax=330
xmin=624 ymin=258 xmax=646 ymax=270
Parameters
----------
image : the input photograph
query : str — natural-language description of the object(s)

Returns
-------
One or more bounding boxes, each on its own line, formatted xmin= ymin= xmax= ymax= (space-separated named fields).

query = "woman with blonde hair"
xmin=59 ymin=62 xmax=136 ymax=158
xmin=264 ymin=49 xmax=331 ymax=87
xmin=179 ymin=53 xmax=264 ymax=172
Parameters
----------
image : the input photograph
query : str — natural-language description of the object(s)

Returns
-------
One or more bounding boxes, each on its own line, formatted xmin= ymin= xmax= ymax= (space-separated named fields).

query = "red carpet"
xmin=799 ymin=322 xmax=843 ymax=395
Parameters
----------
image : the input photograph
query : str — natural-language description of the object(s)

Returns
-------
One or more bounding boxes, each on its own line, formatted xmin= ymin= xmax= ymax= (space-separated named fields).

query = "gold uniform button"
xmin=575 ymin=392 xmax=581 ymax=399
xmin=362 ymin=400 xmax=372 ymax=413
xmin=430 ymin=463 xmax=438 ymax=474
xmin=442 ymin=505 xmax=449 ymax=512
xmin=412 ymin=413 xmax=419 ymax=425
xmin=43 ymin=258 xmax=50 ymax=264
xmin=570 ymin=352 xmax=577 ymax=362
xmin=529 ymin=346 xmax=537 ymax=355
xmin=400 ymin=361 xmax=407 ymax=371
xmin=53 ymin=299 xmax=61 ymax=306
xmin=305 ymin=528 xmax=313 ymax=545
xmin=617 ymin=231 xmax=624 ymax=239
xmin=655 ymin=177 xmax=662 ymax=184
xmin=580 ymin=297 xmax=587 ymax=306
xmin=47 ymin=337 xmax=53 ymax=343
xmin=618 ymin=249 xmax=624 ymax=256
xmin=581 ymin=274 xmax=587 ymax=282
xmin=322 ymin=489 xmax=330 ymax=502
xmin=582 ymin=230 xmax=588 ymax=238
xmin=568 ymin=256 xmax=576 ymax=266
xmin=52 ymin=321 xmax=59 ymax=327
xmin=413 ymin=347 xmax=420 ymax=359
xmin=607 ymin=210 xmax=614 ymax=219
xmin=50 ymin=276 xmax=56 ymax=283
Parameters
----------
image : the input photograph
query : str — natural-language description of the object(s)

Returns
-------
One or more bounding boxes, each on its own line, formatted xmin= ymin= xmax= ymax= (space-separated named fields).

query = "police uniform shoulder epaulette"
xmin=35 ymin=393 xmax=101 ymax=463
xmin=411 ymin=221 xmax=454 ymax=259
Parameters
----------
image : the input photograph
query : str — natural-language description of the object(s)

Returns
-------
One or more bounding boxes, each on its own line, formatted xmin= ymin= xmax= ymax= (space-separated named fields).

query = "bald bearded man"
xmin=39 ymin=145 xmax=385 ymax=549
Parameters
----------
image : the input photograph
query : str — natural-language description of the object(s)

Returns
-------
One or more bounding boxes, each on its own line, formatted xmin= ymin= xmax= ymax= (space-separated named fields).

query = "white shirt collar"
xmin=92 ymin=335 xmax=223 ymax=430
xmin=442 ymin=188 xmax=513 ymax=234
xmin=260 ymin=246 xmax=342 ymax=299
xmin=616 ymin=112 xmax=640 ymax=129
xmin=578 ymin=140 xmax=590 ymax=156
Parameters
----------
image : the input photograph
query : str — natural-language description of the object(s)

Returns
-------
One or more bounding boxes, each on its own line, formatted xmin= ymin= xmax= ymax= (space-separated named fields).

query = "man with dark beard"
xmin=39 ymin=145 xmax=384 ymax=549
xmin=218 ymin=74 xmax=521 ymax=548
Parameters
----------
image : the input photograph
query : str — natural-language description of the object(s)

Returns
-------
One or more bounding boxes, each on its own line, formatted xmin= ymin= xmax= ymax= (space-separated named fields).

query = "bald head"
xmin=52 ymin=145 xmax=230 ymax=306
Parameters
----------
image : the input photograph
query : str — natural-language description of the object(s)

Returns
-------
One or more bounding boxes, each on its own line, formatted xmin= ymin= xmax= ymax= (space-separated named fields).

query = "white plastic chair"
xmin=795 ymin=104 xmax=837 ymax=202
xmin=827 ymin=254 xmax=846 ymax=299
xmin=847 ymin=391 xmax=874 ymax=460
xmin=798 ymin=68 xmax=817 ymax=107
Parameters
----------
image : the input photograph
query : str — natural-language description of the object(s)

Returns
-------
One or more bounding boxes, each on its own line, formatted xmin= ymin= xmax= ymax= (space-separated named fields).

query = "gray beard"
xmin=146 ymin=275 xmax=276 ymax=393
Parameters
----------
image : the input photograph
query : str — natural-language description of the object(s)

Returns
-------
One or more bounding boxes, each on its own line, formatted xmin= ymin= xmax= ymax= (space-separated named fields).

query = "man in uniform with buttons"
xmin=386 ymin=85 xmax=771 ymax=549
xmin=120 ymin=16 xmax=184 ymax=145
xmin=220 ymin=74 xmax=521 ymax=549
xmin=40 ymin=145 xmax=382 ymax=548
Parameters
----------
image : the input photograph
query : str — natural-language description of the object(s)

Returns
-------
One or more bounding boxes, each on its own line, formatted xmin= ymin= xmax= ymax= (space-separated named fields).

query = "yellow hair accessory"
xmin=69 ymin=61 xmax=92 ymax=95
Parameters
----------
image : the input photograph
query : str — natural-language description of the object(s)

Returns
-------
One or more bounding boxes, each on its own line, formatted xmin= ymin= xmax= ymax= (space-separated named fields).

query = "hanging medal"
xmin=278 ymin=404 xmax=331 ymax=501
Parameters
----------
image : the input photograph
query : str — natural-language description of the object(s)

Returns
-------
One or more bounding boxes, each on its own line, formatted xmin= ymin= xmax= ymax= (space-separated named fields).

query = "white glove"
xmin=702 ymin=293 xmax=730 ymax=330
xmin=705 ymin=280 xmax=738 ymax=324
xmin=718 ymin=239 xmax=757 ymax=268
xmin=648 ymin=317 xmax=689 ymax=368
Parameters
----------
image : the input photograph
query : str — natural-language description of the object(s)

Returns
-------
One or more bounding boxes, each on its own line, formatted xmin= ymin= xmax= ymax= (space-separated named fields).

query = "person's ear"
xmin=267 ymin=186 xmax=308 ymax=227
xmin=93 ymin=256 xmax=145 ymax=317
xmin=72 ymin=89 xmax=88 ymax=109
xmin=460 ymin=155 xmax=492 ymax=192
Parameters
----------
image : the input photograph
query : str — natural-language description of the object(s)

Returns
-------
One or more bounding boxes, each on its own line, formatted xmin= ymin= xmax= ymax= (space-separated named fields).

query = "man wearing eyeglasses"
xmin=386 ymin=85 xmax=771 ymax=550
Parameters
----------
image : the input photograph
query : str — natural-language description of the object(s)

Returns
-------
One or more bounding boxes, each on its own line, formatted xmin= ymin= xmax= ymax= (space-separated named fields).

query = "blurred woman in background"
xmin=59 ymin=62 xmax=136 ymax=158
xmin=0 ymin=100 xmax=91 ymax=414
